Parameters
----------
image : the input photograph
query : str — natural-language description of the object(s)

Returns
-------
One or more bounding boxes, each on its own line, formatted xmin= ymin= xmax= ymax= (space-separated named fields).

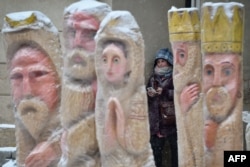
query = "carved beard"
xmin=60 ymin=84 xmax=95 ymax=128
xmin=64 ymin=49 xmax=95 ymax=82
xmin=173 ymin=44 xmax=201 ymax=93
xmin=16 ymin=98 xmax=50 ymax=140
xmin=204 ymin=87 xmax=233 ymax=123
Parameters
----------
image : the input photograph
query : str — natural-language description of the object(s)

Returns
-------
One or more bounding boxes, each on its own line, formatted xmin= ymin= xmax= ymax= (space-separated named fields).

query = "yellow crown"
xmin=5 ymin=13 xmax=37 ymax=28
xmin=201 ymin=3 xmax=244 ymax=54
xmin=168 ymin=8 xmax=200 ymax=42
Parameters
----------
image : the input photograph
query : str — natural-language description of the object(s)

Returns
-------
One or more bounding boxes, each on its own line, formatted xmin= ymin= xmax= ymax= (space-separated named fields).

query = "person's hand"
xmin=157 ymin=132 xmax=164 ymax=138
xmin=147 ymin=87 xmax=157 ymax=97
xmin=180 ymin=83 xmax=200 ymax=112
xmin=25 ymin=141 xmax=58 ymax=167
xmin=156 ymin=87 xmax=163 ymax=95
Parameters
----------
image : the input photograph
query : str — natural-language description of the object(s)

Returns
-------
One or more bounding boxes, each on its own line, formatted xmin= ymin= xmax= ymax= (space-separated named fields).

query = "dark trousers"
xmin=150 ymin=133 xmax=178 ymax=167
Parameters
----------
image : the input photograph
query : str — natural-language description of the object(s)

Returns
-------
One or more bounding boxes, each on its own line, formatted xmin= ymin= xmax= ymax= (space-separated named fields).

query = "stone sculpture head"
xmin=8 ymin=42 xmax=60 ymax=139
xmin=203 ymin=53 xmax=241 ymax=122
xmin=95 ymin=11 xmax=145 ymax=99
xmin=101 ymin=41 xmax=128 ymax=85
xmin=168 ymin=7 xmax=201 ymax=92
xmin=201 ymin=3 xmax=243 ymax=123
xmin=63 ymin=0 xmax=111 ymax=82
xmin=2 ymin=11 xmax=62 ymax=141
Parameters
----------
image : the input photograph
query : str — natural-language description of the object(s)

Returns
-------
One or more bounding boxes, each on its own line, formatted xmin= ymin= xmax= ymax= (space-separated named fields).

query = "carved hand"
xmin=104 ymin=97 xmax=125 ymax=151
xmin=25 ymin=141 xmax=58 ymax=167
xmin=180 ymin=83 xmax=200 ymax=113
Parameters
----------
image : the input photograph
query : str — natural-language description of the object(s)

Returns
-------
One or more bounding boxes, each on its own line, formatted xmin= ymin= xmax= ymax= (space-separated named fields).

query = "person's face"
xmin=101 ymin=44 xmax=127 ymax=83
xmin=65 ymin=12 xmax=99 ymax=52
xmin=203 ymin=53 xmax=241 ymax=121
xmin=156 ymin=59 xmax=169 ymax=68
xmin=10 ymin=47 xmax=59 ymax=112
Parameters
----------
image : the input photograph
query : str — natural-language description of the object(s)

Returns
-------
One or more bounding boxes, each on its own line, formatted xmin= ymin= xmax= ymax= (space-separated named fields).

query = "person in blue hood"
xmin=146 ymin=48 xmax=178 ymax=167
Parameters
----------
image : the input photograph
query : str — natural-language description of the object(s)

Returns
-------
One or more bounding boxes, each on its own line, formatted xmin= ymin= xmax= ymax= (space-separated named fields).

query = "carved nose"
xmin=22 ymin=77 xmax=32 ymax=96
xmin=212 ymin=72 xmax=221 ymax=86
xmin=73 ymin=31 xmax=82 ymax=48
xmin=107 ymin=60 xmax=113 ymax=72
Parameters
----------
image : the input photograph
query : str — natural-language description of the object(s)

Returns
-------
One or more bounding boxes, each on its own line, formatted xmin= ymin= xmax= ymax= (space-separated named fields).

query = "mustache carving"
xmin=64 ymin=49 xmax=96 ymax=82
xmin=205 ymin=87 xmax=233 ymax=123
xmin=16 ymin=98 xmax=50 ymax=140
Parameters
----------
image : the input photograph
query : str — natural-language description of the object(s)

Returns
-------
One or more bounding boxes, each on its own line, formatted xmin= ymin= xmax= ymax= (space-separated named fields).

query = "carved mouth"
xmin=21 ymin=106 xmax=37 ymax=115
xmin=71 ymin=54 xmax=87 ymax=66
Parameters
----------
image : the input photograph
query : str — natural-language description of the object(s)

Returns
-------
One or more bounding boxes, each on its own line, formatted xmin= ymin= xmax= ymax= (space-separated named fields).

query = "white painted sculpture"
xmin=243 ymin=111 xmax=250 ymax=150
xmin=2 ymin=11 xmax=62 ymax=167
xmin=58 ymin=1 xmax=111 ymax=167
xmin=168 ymin=7 xmax=204 ymax=167
xmin=201 ymin=2 xmax=244 ymax=167
xmin=95 ymin=11 xmax=155 ymax=167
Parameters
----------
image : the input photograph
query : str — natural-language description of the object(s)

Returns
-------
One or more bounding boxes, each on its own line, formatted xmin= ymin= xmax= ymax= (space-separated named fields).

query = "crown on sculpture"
xmin=5 ymin=13 xmax=37 ymax=28
xmin=168 ymin=7 xmax=200 ymax=42
xmin=201 ymin=3 xmax=244 ymax=54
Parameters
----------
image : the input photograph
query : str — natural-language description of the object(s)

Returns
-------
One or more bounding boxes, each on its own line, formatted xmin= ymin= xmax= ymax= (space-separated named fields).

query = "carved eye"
xmin=222 ymin=68 xmax=232 ymax=77
xmin=10 ymin=73 xmax=23 ymax=80
xmin=180 ymin=53 xmax=185 ymax=58
xmin=204 ymin=65 xmax=214 ymax=77
xmin=67 ymin=28 xmax=76 ymax=38
xmin=206 ymin=69 xmax=213 ymax=76
xmin=85 ymin=30 xmax=96 ymax=39
xmin=102 ymin=57 xmax=107 ymax=64
xmin=113 ymin=57 xmax=120 ymax=64
xmin=177 ymin=51 xmax=187 ymax=66
xmin=29 ymin=71 xmax=48 ymax=78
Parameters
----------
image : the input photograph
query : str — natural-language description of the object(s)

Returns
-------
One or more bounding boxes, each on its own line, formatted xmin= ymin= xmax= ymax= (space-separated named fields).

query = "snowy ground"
xmin=2 ymin=159 xmax=16 ymax=167
xmin=0 ymin=146 xmax=16 ymax=166
xmin=0 ymin=124 xmax=15 ymax=129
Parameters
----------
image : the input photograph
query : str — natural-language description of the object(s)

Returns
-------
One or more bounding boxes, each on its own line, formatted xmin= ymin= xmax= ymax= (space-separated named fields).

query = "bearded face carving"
xmin=59 ymin=1 xmax=111 ymax=167
xmin=63 ymin=12 xmax=98 ymax=82
xmin=172 ymin=42 xmax=201 ymax=93
xmin=201 ymin=3 xmax=244 ymax=167
xmin=3 ymin=10 xmax=62 ymax=167
xmin=9 ymin=45 xmax=60 ymax=142
xmin=203 ymin=54 xmax=241 ymax=123
xmin=10 ymin=47 xmax=59 ymax=113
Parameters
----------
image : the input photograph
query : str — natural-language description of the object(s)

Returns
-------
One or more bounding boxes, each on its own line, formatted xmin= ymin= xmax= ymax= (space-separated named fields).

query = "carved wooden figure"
xmin=201 ymin=2 xmax=244 ymax=167
xmin=58 ymin=1 xmax=111 ymax=167
xmin=243 ymin=111 xmax=250 ymax=150
xmin=168 ymin=7 xmax=204 ymax=167
xmin=95 ymin=11 xmax=155 ymax=167
xmin=2 ymin=11 xmax=62 ymax=167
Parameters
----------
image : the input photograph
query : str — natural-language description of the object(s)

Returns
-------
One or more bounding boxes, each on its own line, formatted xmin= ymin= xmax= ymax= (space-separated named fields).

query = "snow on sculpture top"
xmin=2 ymin=11 xmax=62 ymax=78
xmin=2 ymin=11 xmax=58 ymax=34
xmin=201 ymin=2 xmax=244 ymax=54
xmin=168 ymin=6 xmax=200 ymax=42
xmin=64 ymin=0 xmax=111 ymax=20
